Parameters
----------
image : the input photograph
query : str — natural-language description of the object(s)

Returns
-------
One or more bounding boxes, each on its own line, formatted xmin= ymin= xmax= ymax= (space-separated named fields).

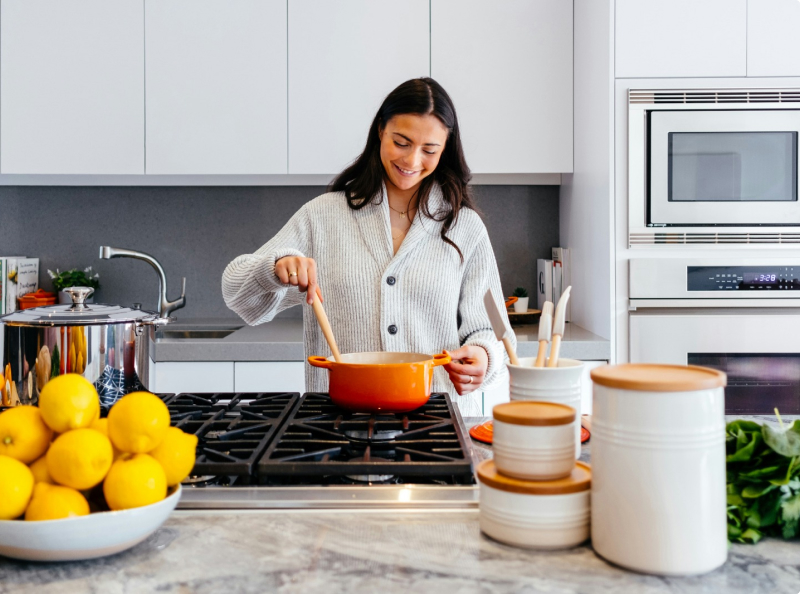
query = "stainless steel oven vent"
xmin=629 ymin=89 xmax=800 ymax=105
xmin=630 ymin=232 xmax=800 ymax=246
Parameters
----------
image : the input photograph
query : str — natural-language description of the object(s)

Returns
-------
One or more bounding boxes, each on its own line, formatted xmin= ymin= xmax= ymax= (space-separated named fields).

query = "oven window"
xmin=688 ymin=353 xmax=800 ymax=414
xmin=668 ymin=132 xmax=797 ymax=202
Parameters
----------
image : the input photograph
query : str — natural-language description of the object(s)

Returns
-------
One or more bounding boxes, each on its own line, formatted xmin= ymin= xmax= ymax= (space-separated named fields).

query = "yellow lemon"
xmin=0 ymin=455 xmax=35 ymax=519
xmin=29 ymin=455 xmax=53 ymax=484
xmin=0 ymin=406 xmax=53 ymax=463
xmin=46 ymin=428 xmax=113 ymax=490
xmin=91 ymin=417 xmax=124 ymax=460
xmin=38 ymin=374 xmax=100 ymax=433
xmin=103 ymin=454 xmax=167 ymax=511
xmin=24 ymin=482 xmax=89 ymax=521
xmin=149 ymin=427 xmax=198 ymax=486
xmin=108 ymin=392 xmax=170 ymax=454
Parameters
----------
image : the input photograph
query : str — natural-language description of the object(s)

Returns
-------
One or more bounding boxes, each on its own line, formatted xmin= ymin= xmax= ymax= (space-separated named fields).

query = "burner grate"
xmin=256 ymin=392 xmax=474 ymax=479
xmin=163 ymin=392 xmax=300 ymax=476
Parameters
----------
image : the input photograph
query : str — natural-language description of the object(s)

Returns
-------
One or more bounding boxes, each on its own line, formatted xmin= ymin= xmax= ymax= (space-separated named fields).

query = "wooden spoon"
xmin=310 ymin=289 xmax=342 ymax=363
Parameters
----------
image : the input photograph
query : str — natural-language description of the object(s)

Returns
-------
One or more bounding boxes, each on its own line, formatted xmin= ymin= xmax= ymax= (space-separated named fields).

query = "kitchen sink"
xmin=156 ymin=328 xmax=240 ymax=340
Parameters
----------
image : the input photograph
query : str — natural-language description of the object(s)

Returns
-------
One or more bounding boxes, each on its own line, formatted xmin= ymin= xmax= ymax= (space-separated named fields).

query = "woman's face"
xmin=379 ymin=114 xmax=449 ymax=194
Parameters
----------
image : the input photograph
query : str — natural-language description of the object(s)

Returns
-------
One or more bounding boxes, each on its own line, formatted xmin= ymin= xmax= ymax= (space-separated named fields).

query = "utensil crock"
xmin=308 ymin=351 xmax=451 ymax=413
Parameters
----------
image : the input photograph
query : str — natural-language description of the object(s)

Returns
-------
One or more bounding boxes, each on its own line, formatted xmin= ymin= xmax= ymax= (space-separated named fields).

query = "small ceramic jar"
xmin=507 ymin=358 xmax=584 ymax=457
xmin=492 ymin=401 xmax=577 ymax=480
xmin=478 ymin=459 xmax=591 ymax=550
xmin=590 ymin=363 xmax=727 ymax=576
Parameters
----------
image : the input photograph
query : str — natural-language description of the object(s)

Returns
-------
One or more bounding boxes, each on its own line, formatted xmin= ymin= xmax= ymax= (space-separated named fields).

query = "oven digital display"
xmin=688 ymin=266 xmax=800 ymax=291
xmin=743 ymin=273 xmax=779 ymax=284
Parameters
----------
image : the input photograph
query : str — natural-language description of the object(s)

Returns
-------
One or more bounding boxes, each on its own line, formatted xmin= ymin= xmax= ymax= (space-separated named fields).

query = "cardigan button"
xmin=386 ymin=276 xmax=396 ymax=286
xmin=388 ymin=325 xmax=398 ymax=335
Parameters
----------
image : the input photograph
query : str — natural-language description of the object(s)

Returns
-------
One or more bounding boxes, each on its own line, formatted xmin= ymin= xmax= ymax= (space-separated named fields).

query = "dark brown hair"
xmin=329 ymin=77 xmax=476 ymax=261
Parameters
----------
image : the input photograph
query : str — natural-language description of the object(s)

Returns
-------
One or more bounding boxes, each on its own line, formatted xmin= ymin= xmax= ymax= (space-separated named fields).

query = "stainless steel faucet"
xmin=98 ymin=246 xmax=186 ymax=318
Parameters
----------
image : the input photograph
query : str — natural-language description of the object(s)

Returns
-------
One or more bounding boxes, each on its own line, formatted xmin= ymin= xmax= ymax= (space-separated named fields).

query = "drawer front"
xmin=153 ymin=361 xmax=234 ymax=393
xmin=234 ymin=361 xmax=304 ymax=393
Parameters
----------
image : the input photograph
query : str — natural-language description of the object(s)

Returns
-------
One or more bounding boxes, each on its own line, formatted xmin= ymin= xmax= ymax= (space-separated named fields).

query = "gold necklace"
xmin=388 ymin=195 xmax=417 ymax=218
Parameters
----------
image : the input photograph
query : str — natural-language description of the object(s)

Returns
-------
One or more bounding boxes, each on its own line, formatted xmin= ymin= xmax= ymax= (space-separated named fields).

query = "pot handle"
xmin=432 ymin=352 xmax=451 ymax=367
xmin=308 ymin=356 xmax=333 ymax=369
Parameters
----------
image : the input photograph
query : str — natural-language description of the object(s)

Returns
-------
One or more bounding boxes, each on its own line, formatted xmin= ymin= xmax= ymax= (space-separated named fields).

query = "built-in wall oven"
xmin=628 ymin=88 xmax=800 ymax=246
xmin=629 ymin=258 xmax=800 ymax=414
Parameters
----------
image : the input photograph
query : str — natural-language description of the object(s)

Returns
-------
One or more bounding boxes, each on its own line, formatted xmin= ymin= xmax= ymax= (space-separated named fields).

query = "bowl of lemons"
xmin=0 ymin=375 xmax=197 ymax=561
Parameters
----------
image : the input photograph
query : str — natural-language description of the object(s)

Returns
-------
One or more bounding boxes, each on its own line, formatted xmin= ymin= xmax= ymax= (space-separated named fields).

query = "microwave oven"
xmin=628 ymin=88 xmax=800 ymax=246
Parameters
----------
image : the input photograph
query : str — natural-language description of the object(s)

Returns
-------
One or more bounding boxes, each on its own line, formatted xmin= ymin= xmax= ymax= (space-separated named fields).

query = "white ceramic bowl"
xmin=493 ymin=420 xmax=576 ymax=481
xmin=0 ymin=486 xmax=181 ymax=562
xmin=478 ymin=460 xmax=591 ymax=550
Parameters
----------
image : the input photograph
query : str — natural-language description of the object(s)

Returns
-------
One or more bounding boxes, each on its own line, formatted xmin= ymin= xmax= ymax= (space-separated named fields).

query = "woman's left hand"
xmin=444 ymin=345 xmax=488 ymax=395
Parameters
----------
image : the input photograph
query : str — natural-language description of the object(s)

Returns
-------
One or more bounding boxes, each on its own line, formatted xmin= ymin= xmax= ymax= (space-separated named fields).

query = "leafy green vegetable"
xmin=763 ymin=420 xmax=800 ymax=457
xmin=727 ymin=417 xmax=800 ymax=544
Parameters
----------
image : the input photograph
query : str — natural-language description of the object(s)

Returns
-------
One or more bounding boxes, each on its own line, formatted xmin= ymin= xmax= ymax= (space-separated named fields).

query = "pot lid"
xmin=493 ymin=401 xmax=576 ymax=426
xmin=477 ymin=460 xmax=591 ymax=495
xmin=590 ymin=364 xmax=727 ymax=392
xmin=0 ymin=286 xmax=159 ymax=325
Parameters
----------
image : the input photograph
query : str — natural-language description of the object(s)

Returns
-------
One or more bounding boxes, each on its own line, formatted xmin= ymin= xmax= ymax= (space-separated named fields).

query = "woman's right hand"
xmin=275 ymin=256 xmax=323 ymax=305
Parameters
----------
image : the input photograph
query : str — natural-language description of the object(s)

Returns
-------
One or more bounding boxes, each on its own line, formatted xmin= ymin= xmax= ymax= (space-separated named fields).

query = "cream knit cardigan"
xmin=221 ymin=184 xmax=514 ymax=415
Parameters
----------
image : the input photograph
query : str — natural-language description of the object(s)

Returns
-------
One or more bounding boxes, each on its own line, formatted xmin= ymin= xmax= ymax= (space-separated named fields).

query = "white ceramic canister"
xmin=507 ymin=358 xmax=584 ymax=457
xmin=492 ymin=401 xmax=577 ymax=480
xmin=477 ymin=459 xmax=591 ymax=549
xmin=590 ymin=364 xmax=727 ymax=576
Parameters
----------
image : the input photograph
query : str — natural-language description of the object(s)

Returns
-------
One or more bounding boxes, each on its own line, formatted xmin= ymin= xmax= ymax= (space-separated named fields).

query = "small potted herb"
xmin=48 ymin=267 xmax=100 ymax=304
xmin=512 ymin=287 xmax=529 ymax=313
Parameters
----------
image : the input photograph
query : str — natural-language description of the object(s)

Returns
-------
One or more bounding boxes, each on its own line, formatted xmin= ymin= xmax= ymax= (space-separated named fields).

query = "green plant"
xmin=726 ymin=415 xmax=800 ymax=544
xmin=47 ymin=267 xmax=100 ymax=291
xmin=512 ymin=287 xmax=528 ymax=298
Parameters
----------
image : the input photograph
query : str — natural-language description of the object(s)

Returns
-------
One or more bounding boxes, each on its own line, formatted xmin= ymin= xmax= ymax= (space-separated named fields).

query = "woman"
xmin=222 ymin=78 xmax=513 ymax=412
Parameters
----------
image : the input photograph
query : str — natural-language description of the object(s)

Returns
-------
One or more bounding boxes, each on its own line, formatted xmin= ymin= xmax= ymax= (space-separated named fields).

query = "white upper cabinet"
xmin=0 ymin=0 xmax=144 ymax=174
xmin=432 ymin=0 xmax=573 ymax=174
xmin=747 ymin=0 xmax=800 ymax=77
xmin=288 ymin=0 xmax=430 ymax=174
xmin=145 ymin=0 xmax=287 ymax=174
xmin=615 ymin=0 xmax=747 ymax=78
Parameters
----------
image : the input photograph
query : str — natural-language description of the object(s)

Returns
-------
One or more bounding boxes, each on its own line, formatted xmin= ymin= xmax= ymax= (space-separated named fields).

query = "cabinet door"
xmin=234 ymin=362 xmax=305 ymax=393
xmin=0 ymin=0 xmax=144 ymax=174
xmin=747 ymin=0 xmax=800 ymax=77
xmin=615 ymin=0 xmax=746 ymax=78
xmin=145 ymin=0 xmax=287 ymax=174
xmin=288 ymin=0 xmax=429 ymax=174
xmin=432 ymin=0 xmax=572 ymax=173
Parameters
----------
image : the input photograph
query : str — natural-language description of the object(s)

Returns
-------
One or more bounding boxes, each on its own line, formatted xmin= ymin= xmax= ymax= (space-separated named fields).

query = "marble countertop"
xmin=151 ymin=317 xmax=610 ymax=362
xmin=1 ymin=417 xmax=797 ymax=593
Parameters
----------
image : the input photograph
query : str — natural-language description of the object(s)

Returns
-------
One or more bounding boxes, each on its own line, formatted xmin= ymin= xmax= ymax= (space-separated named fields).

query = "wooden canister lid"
xmin=477 ymin=460 xmax=591 ymax=495
xmin=590 ymin=363 xmax=726 ymax=392
xmin=493 ymin=401 xmax=575 ymax=426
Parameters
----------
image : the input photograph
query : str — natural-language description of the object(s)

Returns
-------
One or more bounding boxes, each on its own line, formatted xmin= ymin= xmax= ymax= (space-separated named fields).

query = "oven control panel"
xmin=688 ymin=266 xmax=800 ymax=291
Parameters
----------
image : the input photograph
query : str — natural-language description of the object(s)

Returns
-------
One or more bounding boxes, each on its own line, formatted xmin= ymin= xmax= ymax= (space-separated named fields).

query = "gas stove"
xmin=162 ymin=392 xmax=479 ymax=510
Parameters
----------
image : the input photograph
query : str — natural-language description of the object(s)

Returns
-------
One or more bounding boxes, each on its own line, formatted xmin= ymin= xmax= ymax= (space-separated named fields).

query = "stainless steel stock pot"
xmin=0 ymin=287 xmax=169 ymax=408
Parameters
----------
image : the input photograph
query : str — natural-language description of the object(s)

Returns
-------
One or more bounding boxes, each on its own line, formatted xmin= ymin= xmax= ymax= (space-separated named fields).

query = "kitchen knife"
xmin=547 ymin=286 xmax=571 ymax=368
xmin=484 ymin=289 xmax=520 ymax=366
xmin=534 ymin=301 xmax=553 ymax=368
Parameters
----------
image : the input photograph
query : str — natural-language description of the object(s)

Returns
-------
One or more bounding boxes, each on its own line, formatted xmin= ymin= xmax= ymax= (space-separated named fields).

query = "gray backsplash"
xmin=1 ymin=185 xmax=558 ymax=319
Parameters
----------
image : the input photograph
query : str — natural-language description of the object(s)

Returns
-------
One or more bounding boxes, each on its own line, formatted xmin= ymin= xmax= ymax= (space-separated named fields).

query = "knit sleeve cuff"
xmin=464 ymin=333 xmax=505 ymax=387
xmin=253 ymin=248 xmax=306 ymax=292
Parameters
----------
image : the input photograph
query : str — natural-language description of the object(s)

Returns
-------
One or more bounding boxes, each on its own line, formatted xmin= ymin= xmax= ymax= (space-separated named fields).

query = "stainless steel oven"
xmin=629 ymin=258 xmax=800 ymax=414
xmin=628 ymin=88 xmax=800 ymax=245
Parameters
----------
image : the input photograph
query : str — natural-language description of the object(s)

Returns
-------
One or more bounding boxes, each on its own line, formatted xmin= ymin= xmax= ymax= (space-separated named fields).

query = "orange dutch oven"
xmin=307 ymin=351 xmax=451 ymax=413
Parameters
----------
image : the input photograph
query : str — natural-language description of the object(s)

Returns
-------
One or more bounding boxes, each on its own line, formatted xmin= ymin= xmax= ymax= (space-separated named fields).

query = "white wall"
xmin=560 ymin=0 xmax=614 ymax=346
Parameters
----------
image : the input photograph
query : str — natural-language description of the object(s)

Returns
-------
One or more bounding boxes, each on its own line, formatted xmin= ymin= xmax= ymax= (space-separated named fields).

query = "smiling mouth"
xmin=394 ymin=163 xmax=420 ymax=177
